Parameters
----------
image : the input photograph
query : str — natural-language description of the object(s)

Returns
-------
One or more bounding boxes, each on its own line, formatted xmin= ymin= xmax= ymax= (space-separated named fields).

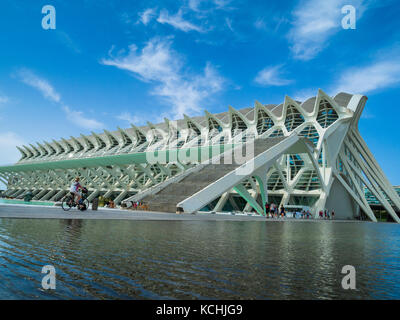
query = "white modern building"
xmin=0 ymin=90 xmax=399 ymax=222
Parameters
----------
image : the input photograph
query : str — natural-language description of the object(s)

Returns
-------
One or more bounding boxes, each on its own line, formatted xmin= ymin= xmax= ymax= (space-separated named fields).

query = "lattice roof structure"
xmin=1 ymin=89 xmax=399 ymax=222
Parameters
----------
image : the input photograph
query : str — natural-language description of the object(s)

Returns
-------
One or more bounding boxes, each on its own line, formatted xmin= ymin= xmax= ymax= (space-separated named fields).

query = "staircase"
xmin=142 ymin=137 xmax=286 ymax=213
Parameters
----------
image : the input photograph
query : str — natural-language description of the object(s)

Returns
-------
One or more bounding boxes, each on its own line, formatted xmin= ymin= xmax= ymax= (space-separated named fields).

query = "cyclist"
xmin=69 ymin=177 xmax=83 ymax=205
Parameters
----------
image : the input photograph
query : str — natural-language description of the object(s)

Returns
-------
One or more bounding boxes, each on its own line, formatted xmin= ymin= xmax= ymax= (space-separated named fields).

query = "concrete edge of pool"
xmin=0 ymin=203 xmax=368 ymax=222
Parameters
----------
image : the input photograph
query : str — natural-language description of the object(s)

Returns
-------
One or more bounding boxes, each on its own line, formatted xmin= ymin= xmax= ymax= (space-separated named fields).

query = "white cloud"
xmin=116 ymin=112 xmax=158 ymax=126
xmin=188 ymin=0 xmax=203 ymax=11
xmin=101 ymin=37 xmax=225 ymax=119
xmin=254 ymin=18 xmax=267 ymax=31
xmin=213 ymin=0 xmax=231 ymax=8
xmin=0 ymin=95 xmax=8 ymax=104
xmin=0 ymin=132 xmax=25 ymax=166
xmin=117 ymin=112 xmax=142 ymax=124
xmin=102 ymin=38 xmax=181 ymax=83
xmin=254 ymin=65 xmax=293 ymax=86
xmin=16 ymin=68 xmax=61 ymax=103
xmin=57 ymin=31 xmax=81 ymax=54
xmin=361 ymin=112 xmax=375 ymax=119
xmin=255 ymin=16 xmax=288 ymax=33
xmin=188 ymin=0 xmax=232 ymax=12
xmin=16 ymin=68 xmax=103 ymax=130
xmin=62 ymin=106 xmax=104 ymax=130
xmin=138 ymin=8 xmax=157 ymax=25
xmin=331 ymin=60 xmax=400 ymax=94
xmin=157 ymin=9 xmax=205 ymax=32
xmin=291 ymin=88 xmax=318 ymax=102
xmin=225 ymin=17 xmax=234 ymax=32
xmin=287 ymin=0 xmax=364 ymax=60
xmin=291 ymin=49 xmax=400 ymax=99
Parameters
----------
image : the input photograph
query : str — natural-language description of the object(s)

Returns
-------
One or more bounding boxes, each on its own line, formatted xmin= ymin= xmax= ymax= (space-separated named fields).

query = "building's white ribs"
xmin=1 ymin=89 xmax=398 ymax=222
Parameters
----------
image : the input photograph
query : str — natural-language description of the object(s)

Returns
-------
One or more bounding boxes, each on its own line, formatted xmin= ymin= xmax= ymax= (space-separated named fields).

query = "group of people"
xmin=318 ymin=209 xmax=335 ymax=219
xmin=299 ymin=210 xmax=312 ymax=219
xmin=96 ymin=195 xmax=115 ymax=208
xmin=264 ymin=203 xmax=287 ymax=218
xmin=119 ymin=201 xmax=149 ymax=210
xmin=264 ymin=202 xmax=335 ymax=220
xmin=67 ymin=177 xmax=338 ymax=219
xmin=129 ymin=201 xmax=146 ymax=210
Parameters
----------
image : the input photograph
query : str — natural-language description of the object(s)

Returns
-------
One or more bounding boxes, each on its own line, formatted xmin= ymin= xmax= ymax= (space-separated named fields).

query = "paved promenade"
xmin=0 ymin=203 xmax=269 ymax=221
xmin=0 ymin=203 xmax=360 ymax=222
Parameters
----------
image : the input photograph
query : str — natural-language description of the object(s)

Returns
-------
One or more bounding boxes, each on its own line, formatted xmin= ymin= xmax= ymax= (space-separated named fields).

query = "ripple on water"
xmin=0 ymin=219 xmax=399 ymax=299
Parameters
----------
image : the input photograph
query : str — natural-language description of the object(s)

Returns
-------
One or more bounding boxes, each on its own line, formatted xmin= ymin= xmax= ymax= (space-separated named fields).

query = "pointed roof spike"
xmin=90 ymin=131 xmax=107 ymax=149
xmin=255 ymin=101 xmax=276 ymax=121
xmin=43 ymin=140 xmax=57 ymax=154
xmin=16 ymin=146 xmax=28 ymax=159
xmin=70 ymin=136 xmax=83 ymax=144
xmin=80 ymin=134 xmax=95 ymax=150
xmin=283 ymin=94 xmax=308 ymax=119
xmin=229 ymin=105 xmax=249 ymax=119
xmin=16 ymin=146 xmax=26 ymax=153
xmin=183 ymin=114 xmax=203 ymax=130
xmin=117 ymin=126 xmax=132 ymax=137
xmin=284 ymin=94 xmax=300 ymax=106
xmin=61 ymin=138 xmax=74 ymax=152
xmin=130 ymin=124 xmax=147 ymax=145
xmin=146 ymin=121 xmax=166 ymax=138
xmin=166 ymin=118 xmax=180 ymax=132
xmin=131 ymin=123 xmax=142 ymax=132
xmin=117 ymin=127 xmax=134 ymax=147
xmin=22 ymin=145 xmax=34 ymax=157
xmin=255 ymin=101 xmax=264 ymax=109
xmin=146 ymin=121 xmax=156 ymax=129
xmin=29 ymin=143 xmax=40 ymax=151
xmin=70 ymin=136 xmax=84 ymax=152
xmin=29 ymin=143 xmax=41 ymax=157
xmin=313 ymin=89 xmax=346 ymax=117
xmin=52 ymin=139 xmax=65 ymax=152
xmin=204 ymin=110 xmax=225 ymax=130
xmin=36 ymin=142 xmax=49 ymax=156
xmin=104 ymin=129 xmax=120 ymax=147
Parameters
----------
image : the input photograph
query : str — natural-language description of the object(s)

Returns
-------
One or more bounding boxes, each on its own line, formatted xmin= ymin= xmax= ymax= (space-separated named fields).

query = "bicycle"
xmin=62 ymin=189 xmax=89 ymax=212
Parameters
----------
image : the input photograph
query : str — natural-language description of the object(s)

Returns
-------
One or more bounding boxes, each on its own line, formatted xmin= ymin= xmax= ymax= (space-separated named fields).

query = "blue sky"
xmin=0 ymin=0 xmax=400 ymax=183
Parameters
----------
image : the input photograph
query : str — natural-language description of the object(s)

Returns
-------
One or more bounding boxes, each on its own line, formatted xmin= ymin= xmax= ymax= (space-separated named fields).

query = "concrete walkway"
xmin=0 ymin=203 xmax=269 ymax=221
xmin=0 ymin=204 xmax=359 ymax=222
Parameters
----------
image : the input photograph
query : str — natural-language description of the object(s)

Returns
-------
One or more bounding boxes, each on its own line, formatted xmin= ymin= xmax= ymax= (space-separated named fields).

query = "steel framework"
xmin=0 ymin=90 xmax=399 ymax=222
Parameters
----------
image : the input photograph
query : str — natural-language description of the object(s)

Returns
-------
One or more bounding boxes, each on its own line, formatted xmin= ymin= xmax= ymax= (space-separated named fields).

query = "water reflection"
xmin=0 ymin=219 xmax=399 ymax=299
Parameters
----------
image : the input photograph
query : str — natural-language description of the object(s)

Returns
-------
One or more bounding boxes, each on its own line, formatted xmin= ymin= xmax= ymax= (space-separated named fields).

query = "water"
xmin=0 ymin=218 xmax=399 ymax=299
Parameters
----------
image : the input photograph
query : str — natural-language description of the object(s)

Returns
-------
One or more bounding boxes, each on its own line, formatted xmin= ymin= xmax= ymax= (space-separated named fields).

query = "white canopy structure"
xmin=1 ymin=90 xmax=399 ymax=222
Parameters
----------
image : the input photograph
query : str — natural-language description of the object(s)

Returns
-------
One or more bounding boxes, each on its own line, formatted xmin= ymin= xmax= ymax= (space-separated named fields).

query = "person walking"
xmin=331 ymin=209 xmax=335 ymax=220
